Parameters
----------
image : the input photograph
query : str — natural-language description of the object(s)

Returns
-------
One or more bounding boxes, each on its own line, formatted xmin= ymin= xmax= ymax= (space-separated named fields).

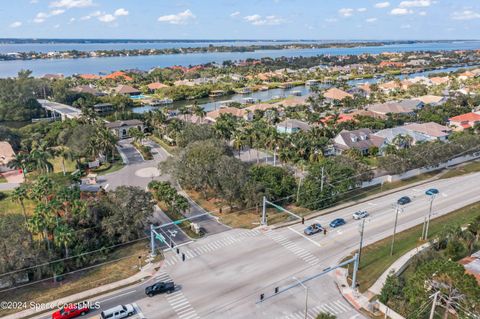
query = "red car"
xmin=52 ymin=304 xmax=90 ymax=319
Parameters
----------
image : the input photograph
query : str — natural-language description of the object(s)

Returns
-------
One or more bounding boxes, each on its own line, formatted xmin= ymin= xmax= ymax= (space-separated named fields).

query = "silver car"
xmin=353 ymin=210 xmax=369 ymax=220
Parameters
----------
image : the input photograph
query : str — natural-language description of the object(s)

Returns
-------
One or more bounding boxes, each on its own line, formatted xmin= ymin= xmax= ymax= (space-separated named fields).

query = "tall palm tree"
xmin=29 ymin=145 xmax=53 ymax=174
xmin=192 ymin=103 xmax=206 ymax=123
xmin=95 ymin=126 xmax=118 ymax=162
xmin=8 ymin=153 xmax=30 ymax=178
xmin=54 ymin=223 xmax=74 ymax=258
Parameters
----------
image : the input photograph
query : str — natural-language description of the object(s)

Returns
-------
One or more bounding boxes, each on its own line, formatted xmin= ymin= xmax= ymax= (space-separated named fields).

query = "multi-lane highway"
xmin=30 ymin=170 xmax=480 ymax=319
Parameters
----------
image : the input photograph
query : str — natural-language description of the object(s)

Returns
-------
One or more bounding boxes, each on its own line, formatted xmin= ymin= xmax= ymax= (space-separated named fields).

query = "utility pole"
xmin=358 ymin=219 xmax=366 ymax=268
xmin=261 ymin=196 xmax=267 ymax=226
xmin=424 ymin=194 xmax=437 ymax=241
xmin=150 ymin=224 xmax=156 ymax=257
xmin=429 ymin=291 xmax=440 ymax=319
xmin=352 ymin=253 xmax=359 ymax=290
xmin=293 ymin=277 xmax=309 ymax=319
xmin=390 ymin=205 xmax=402 ymax=256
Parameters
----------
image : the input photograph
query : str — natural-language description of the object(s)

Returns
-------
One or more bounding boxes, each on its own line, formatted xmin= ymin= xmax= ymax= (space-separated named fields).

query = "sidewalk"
xmin=4 ymin=261 xmax=163 ymax=319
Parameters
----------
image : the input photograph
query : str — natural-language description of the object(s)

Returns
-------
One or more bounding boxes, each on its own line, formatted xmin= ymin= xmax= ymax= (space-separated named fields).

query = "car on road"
xmin=425 ymin=188 xmax=439 ymax=196
xmin=397 ymin=196 xmax=411 ymax=205
xmin=329 ymin=218 xmax=346 ymax=228
xmin=99 ymin=304 xmax=134 ymax=319
xmin=352 ymin=210 xmax=369 ymax=220
xmin=304 ymin=223 xmax=324 ymax=235
xmin=52 ymin=303 xmax=91 ymax=319
xmin=145 ymin=281 xmax=175 ymax=297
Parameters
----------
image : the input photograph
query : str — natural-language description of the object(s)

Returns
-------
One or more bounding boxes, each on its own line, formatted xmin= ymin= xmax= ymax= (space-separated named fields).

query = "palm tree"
xmin=54 ymin=146 xmax=73 ymax=175
xmin=29 ymin=145 xmax=54 ymax=173
xmin=192 ymin=103 xmax=206 ymax=123
xmin=8 ymin=153 xmax=30 ymax=178
xmin=95 ymin=126 xmax=117 ymax=162
xmin=54 ymin=223 xmax=74 ymax=258
xmin=392 ymin=134 xmax=414 ymax=149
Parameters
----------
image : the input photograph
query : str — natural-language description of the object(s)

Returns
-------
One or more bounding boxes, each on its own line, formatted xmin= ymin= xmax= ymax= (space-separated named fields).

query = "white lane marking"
xmin=132 ymin=303 xmax=145 ymax=319
xmin=99 ymin=290 xmax=136 ymax=303
xmin=368 ymin=202 xmax=377 ymax=206
xmin=104 ymin=184 xmax=109 ymax=190
xmin=287 ymin=227 xmax=322 ymax=247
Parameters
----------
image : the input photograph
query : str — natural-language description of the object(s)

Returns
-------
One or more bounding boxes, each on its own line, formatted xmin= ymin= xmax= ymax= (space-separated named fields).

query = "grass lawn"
xmin=0 ymin=175 xmax=7 ymax=183
xmin=440 ymin=160 xmax=480 ymax=179
xmin=149 ymin=135 xmax=178 ymax=155
xmin=0 ymin=241 xmax=158 ymax=316
xmin=51 ymin=156 xmax=77 ymax=174
xmin=348 ymin=202 xmax=480 ymax=293
xmin=0 ymin=191 xmax=36 ymax=217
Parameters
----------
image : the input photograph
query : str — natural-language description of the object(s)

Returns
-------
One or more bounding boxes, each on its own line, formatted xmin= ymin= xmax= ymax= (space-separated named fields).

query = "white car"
xmin=353 ymin=210 xmax=369 ymax=220
xmin=100 ymin=304 xmax=135 ymax=319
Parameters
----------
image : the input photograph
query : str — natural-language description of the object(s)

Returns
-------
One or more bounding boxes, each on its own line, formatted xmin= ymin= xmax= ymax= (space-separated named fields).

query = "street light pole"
xmin=261 ymin=196 xmax=267 ymax=226
xmin=424 ymin=194 xmax=437 ymax=241
xmin=390 ymin=204 xmax=402 ymax=256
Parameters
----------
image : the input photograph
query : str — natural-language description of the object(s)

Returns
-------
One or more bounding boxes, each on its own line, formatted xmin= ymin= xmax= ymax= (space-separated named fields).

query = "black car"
xmin=145 ymin=281 xmax=175 ymax=297
xmin=397 ymin=196 xmax=411 ymax=205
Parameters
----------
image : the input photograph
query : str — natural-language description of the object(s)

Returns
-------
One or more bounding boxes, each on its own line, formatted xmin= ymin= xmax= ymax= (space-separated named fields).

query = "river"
xmin=1 ymin=41 xmax=480 ymax=78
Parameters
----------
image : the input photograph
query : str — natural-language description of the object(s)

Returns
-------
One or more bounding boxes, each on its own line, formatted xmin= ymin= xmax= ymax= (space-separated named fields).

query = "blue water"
xmin=130 ymin=94 xmax=148 ymax=100
xmin=1 ymin=41 xmax=480 ymax=78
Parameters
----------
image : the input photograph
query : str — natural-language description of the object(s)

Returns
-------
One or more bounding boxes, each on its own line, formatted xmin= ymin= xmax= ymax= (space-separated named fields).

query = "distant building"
xmin=333 ymin=129 xmax=384 ymax=155
xmin=276 ymin=119 xmax=311 ymax=134
xmin=367 ymin=99 xmax=424 ymax=116
xmin=0 ymin=142 xmax=15 ymax=172
xmin=414 ymin=95 xmax=447 ymax=106
xmin=105 ymin=120 xmax=144 ymax=139
xmin=459 ymin=250 xmax=480 ymax=285
xmin=114 ymin=85 xmax=141 ymax=96
xmin=79 ymin=74 xmax=101 ymax=80
xmin=70 ymin=85 xmax=104 ymax=96
xmin=403 ymin=122 xmax=452 ymax=141
xmin=42 ymin=73 xmax=64 ymax=80
xmin=323 ymin=88 xmax=353 ymax=102
xmin=205 ymin=107 xmax=250 ymax=123
xmin=104 ymin=71 xmax=133 ymax=81
xmin=147 ymin=82 xmax=169 ymax=92
xmin=93 ymin=103 xmax=114 ymax=114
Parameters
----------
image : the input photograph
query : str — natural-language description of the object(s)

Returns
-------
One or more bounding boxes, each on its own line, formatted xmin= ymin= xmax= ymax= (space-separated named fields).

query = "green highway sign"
xmin=155 ymin=233 xmax=166 ymax=243
xmin=173 ymin=220 xmax=182 ymax=225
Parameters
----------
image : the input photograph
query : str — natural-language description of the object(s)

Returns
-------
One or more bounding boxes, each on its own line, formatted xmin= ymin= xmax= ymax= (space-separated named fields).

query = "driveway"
xmin=118 ymin=138 xmax=145 ymax=164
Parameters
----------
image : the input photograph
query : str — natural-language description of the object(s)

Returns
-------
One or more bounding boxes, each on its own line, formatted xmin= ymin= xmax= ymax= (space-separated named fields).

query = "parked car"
xmin=145 ymin=281 xmax=175 ymax=297
xmin=100 ymin=305 xmax=134 ymax=319
xmin=425 ymin=188 xmax=439 ymax=196
xmin=304 ymin=223 xmax=324 ymax=235
xmin=52 ymin=303 xmax=91 ymax=319
xmin=352 ymin=210 xmax=369 ymax=220
xmin=397 ymin=196 xmax=411 ymax=205
xmin=329 ymin=218 xmax=346 ymax=228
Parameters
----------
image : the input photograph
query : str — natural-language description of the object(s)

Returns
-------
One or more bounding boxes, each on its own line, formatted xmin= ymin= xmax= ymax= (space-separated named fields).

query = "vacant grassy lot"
xmin=0 ymin=191 xmax=36 ymax=217
xmin=348 ymin=202 xmax=480 ymax=292
xmin=51 ymin=156 xmax=77 ymax=174
xmin=0 ymin=240 xmax=156 ymax=316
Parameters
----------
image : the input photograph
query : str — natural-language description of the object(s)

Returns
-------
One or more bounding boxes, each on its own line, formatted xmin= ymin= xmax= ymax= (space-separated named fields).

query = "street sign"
xmin=155 ymin=233 xmax=166 ymax=243
xmin=173 ymin=220 xmax=182 ymax=225
xmin=168 ymin=229 xmax=178 ymax=237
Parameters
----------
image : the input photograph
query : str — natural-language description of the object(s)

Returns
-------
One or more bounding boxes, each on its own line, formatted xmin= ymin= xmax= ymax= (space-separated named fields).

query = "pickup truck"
xmin=145 ymin=281 xmax=175 ymax=297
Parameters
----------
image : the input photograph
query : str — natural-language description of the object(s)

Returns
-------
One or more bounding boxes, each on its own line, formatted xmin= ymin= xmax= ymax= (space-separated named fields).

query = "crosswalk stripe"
xmin=173 ymin=302 xmax=192 ymax=311
xmin=177 ymin=307 xmax=195 ymax=315
xmin=333 ymin=300 xmax=350 ymax=311
xmin=322 ymin=304 xmax=338 ymax=314
xmin=178 ymin=310 xmax=195 ymax=317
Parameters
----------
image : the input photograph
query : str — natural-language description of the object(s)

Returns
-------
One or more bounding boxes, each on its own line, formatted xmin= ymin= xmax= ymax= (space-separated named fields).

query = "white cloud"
xmin=9 ymin=21 xmax=22 ymax=28
xmin=158 ymin=9 xmax=196 ymax=25
xmin=374 ymin=2 xmax=390 ymax=8
xmin=357 ymin=8 xmax=367 ymax=12
xmin=419 ymin=11 xmax=427 ymax=16
xmin=366 ymin=18 xmax=378 ymax=23
xmin=50 ymin=9 xmax=65 ymax=16
xmin=114 ymin=8 xmax=129 ymax=17
xmin=50 ymin=0 xmax=94 ymax=9
xmin=390 ymin=8 xmax=414 ymax=15
xmin=399 ymin=0 xmax=431 ymax=8
xmin=98 ymin=14 xmax=115 ymax=23
xmin=230 ymin=11 xmax=240 ymax=17
xmin=243 ymin=14 xmax=285 ymax=26
xmin=34 ymin=12 xmax=48 ymax=23
xmin=451 ymin=10 xmax=480 ymax=20
xmin=69 ymin=17 xmax=76 ymax=23
xmin=339 ymin=8 xmax=354 ymax=17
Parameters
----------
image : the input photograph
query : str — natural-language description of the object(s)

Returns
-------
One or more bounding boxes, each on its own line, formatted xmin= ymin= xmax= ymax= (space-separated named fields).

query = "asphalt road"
xmin=34 ymin=171 xmax=480 ymax=319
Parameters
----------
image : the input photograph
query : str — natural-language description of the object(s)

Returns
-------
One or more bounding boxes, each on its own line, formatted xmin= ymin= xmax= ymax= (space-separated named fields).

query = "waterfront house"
xmin=0 ymin=142 xmax=15 ymax=173
xmin=320 ymin=114 xmax=355 ymax=126
xmin=147 ymin=82 xmax=169 ymax=92
xmin=93 ymin=103 xmax=114 ymax=114
xmin=105 ymin=120 xmax=144 ymax=139
xmin=448 ymin=112 xmax=480 ymax=131
xmin=333 ymin=128 xmax=384 ymax=155
xmin=114 ymin=85 xmax=141 ymax=97
xmin=374 ymin=127 xmax=432 ymax=150
xmin=70 ymin=85 xmax=105 ymax=96
xmin=429 ymin=76 xmax=450 ymax=86
xmin=104 ymin=71 xmax=133 ymax=82
xmin=205 ymin=107 xmax=251 ymax=123
xmin=79 ymin=74 xmax=101 ymax=80
xmin=366 ymin=99 xmax=424 ymax=117
xmin=42 ymin=73 xmax=64 ymax=80
xmin=276 ymin=119 xmax=311 ymax=134
xmin=323 ymin=88 xmax=353 ymax=102
xmin=305 ymin=79 xmax=320 ymax=86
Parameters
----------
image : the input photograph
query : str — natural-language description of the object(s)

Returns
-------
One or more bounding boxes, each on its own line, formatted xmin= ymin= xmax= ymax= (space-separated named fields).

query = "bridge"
xmin=37 ymin=99 xmax=82 ymax=121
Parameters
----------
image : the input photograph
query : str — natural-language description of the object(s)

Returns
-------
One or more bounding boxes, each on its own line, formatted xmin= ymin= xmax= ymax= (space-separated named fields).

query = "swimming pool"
xmin=130 ymin=94 xmax=148 ymax=100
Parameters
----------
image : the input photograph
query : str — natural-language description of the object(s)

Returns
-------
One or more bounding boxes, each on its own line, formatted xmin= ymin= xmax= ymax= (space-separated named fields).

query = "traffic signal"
xmin=182 ymin=253 xmax=186 ymax=261
xmin=260 ymin=293 xmax=264 ymax=301
xmin=301 ymin=217 xmax=305 ymax=224
xmin=170 ymin=241 xmax=174 ymax=248
xmin=176 ymin=248 xmax=180 ymax=254
xmin=274 ymin=287 xmax=279 ymax=294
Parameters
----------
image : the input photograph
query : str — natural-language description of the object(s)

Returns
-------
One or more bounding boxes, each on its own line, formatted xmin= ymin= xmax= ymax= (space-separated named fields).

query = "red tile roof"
xmin=449 ymin=112 xmax=480 ymax=122
xmin=104 ymin=71 xmax=133 ymax=81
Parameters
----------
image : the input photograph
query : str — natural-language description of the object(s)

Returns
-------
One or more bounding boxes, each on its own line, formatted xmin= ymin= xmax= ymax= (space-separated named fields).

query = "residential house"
xmin=378 ymin=81 xmax=401 ymax=93
xmin=42 ymin=74 xmax=64 ymax=80
xmin=79 ymin=74 xmax=101 ymax=80
xmin=448 ymin=112 xmax=480 ymax=131
xmin=333 ymin=129 xmax=385 ymax=155
xmin=323 ymin=88 xmax=353 ymax=102
xmin=414 ymin=95 xmax=447 ymax=106
xmin=205 ymin=107 xmax=251 ymax=123
xmin=320 ymin=114 xmax=355 ymax=126
xmin=403 ymin=122 xmax=452 ymax=141
xmin=429 ymin=76 xmax=450 ymax=86
xmin=459 ymin=250 xmax=480 ymax=285
xmin=374 ymin=127 xmax=432 ymax=151
xmin=70 ymin=85 xmax=104 ymax=96
xmin=367 ymin=99 xmax=424 ymax=117
xmin=104 ymin=71 xmax=133 ymax=81
xmin=105 ymin=120 xmax=144 ymax=139
xmin=147 ymin=82 xmax=169 ymax=92
xmin=0 ymin=142 xmax=15 ymax=172
xmin=276 ymin=119 xmax=311 ymax=134
xmin=93 ymin=103 xmax=114 ymax=114
xmin=458 ymin=71 xmax=476 ymax=81
xmin=114 ymin=85 xmax=141 ymax=96
xmin=378 ymin=61 xmax=406 ymax=68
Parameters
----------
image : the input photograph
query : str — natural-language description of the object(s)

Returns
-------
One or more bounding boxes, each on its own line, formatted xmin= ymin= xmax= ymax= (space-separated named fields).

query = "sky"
xmin=2 ymin=0 xmax=480 ymax=40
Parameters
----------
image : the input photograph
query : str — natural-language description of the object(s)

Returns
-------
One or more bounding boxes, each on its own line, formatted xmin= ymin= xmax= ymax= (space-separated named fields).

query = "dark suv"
xmin=397 ymin=196 xmax=411 ymax=205
xmin=145 ymin=282 xmax=175 ymax=297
